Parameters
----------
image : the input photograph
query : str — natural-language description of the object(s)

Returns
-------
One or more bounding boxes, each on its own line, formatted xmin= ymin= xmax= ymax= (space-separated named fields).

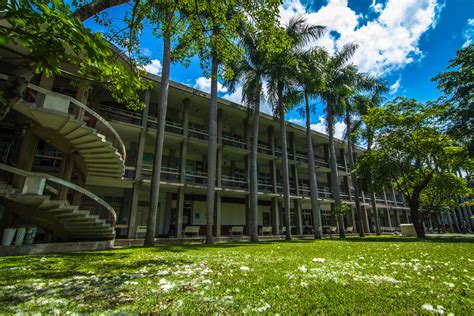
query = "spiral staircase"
xmin=0 ymin=77 xmax=124 ymax=241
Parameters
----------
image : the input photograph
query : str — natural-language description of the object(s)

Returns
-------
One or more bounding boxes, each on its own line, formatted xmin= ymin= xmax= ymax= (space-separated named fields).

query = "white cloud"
xmin=142 ymin=48 xmax=152 ymax=57
xmin=289 ymin=118 xmax=305 ymax=126
xmin=193 ymin=77 xmax=228 ymax=94
xmin=279 ymin=0 xmax=443 ymax=75
xmin=143 ymin=59 xmax=162 ymax=75
xmin=222 ymin=86 xmax=242 ymax=103
xmin=221 ymin=83 xmax=274 ymax=115
xmin=389 ymin=77 xmax=402 ymax=94
xmin=462 ymin=18 xmax=474 ymax=48
xmin=309 ymin=115 xmax=346 ymax=140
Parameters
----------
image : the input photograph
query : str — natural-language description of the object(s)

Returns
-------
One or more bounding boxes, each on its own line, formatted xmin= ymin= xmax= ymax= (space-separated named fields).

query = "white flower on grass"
xmin=300 ymin=281 xmax=308 ymax=288
xmin=255 ymin=302 xmax=271 ymax=313
xmin=158 ymin=279 xmax=176 ymax=293
xmin=422 ymin=304 xmax=434 ymax=311
xmin=312 ymin=258 xmax=326 ymax=263
xmin=240 ymin=266 xmax=250 ymax=271
xmin=298 ymin=265 xmax=308 ymax=272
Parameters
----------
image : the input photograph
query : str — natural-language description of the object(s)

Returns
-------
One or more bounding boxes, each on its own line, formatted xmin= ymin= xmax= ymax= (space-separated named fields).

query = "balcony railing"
xmin=222 ymin=135 xmax=246 ymax=149
xmin=315 ymin=157 xmax=329 ymax=168
xmin=0 ymin=163 xmax=116 ymax=226
xmin=188 ymin=126 xmax=209 ymax=141
xmin=257 ymin=143 xmax=272 ymax=155
xmin=141 ymin=164 xmax=180 ymax=181
xmin=221 ymin=175 xmax=247 ymax=189
xmin=98 ymin=104 xmax=142 ymax=126
xmin=185 ymin=170 xmax=208 ymax=185
xmin=258 ymin=181 xmax=273 ymax=193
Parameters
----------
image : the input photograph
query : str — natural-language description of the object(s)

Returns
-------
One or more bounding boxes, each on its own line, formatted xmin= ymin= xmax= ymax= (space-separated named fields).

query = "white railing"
xmin=23 ymin=83 xmax=126 ymax=162
xmin=0 ymin=163 xmax=117 ymax=225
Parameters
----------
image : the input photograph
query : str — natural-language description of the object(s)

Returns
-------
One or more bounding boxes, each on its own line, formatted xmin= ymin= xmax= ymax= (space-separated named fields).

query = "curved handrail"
xmin=24 ymin=83 xmax=127 ymax=163
xmin=0 ymin=163 xmax=117 ymax=223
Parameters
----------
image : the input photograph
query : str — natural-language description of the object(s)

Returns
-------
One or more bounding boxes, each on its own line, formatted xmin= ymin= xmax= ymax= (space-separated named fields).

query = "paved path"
xmin=426 ymin=233 xmax=474 ymax=238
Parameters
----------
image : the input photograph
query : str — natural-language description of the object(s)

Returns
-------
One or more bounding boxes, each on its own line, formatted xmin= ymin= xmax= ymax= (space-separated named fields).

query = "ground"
xmin=0 ymin=237 xmax=473 ymax=314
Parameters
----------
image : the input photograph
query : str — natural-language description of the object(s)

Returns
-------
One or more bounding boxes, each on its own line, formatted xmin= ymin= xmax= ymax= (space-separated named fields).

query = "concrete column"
xmin=339 ymin=148 xmax=347 ymax=172
xmin=289 ymin=132 xmax=296 ymax=160
xmin=271 ymin=197 xmax=280 ymax=235
xmin=394 ymin=208 xmax=400 ymax=227
xmin=386 ymin=208 xmax=392 ymax=228
xmin=176 ymin=187 xmax=185 ymax=237
xmin=36 ymin=74 xmax=55 ymax=108
xmin=351 ymin=206 xmax=356 ymax=229
xmin=445 ymin=211 xmax=454 ymax=232
xmin=450 ymin=209 xmax=460 ymax=232
xmin=405 ymin=209 xmax=410 ymax=223
xmin=215 ymin=191 xmax=222 ymax=237
xmin=127 ymin=90 xmax=150 ymax=238
xmin=16 ymin=129 xmax=39 ymax=172
xmin=58 ymin=154 xmax=75 ymax=200
xmin=295 ymin=199 xmax=303 ymax=235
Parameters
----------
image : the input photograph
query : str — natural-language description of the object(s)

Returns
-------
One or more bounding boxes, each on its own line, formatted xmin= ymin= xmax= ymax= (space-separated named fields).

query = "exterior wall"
xmin=0 ymin=57 xmax=414 ymax=240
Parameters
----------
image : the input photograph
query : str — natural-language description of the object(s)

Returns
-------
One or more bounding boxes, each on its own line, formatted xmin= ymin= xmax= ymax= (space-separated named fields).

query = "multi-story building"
xmin=0 ymin=50 xmax=415 ymax=244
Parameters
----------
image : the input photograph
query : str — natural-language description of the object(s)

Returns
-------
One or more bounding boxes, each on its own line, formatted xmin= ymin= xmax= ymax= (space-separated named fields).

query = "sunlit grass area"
xmin=0 ymin=237 xmax=472 ymax=314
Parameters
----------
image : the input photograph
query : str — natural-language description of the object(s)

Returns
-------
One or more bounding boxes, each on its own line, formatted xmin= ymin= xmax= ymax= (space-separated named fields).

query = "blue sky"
xmin=83 ymin=0 xmax=473 ymax=138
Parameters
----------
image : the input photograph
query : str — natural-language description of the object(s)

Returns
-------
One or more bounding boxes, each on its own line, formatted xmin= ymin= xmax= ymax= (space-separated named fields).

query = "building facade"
xmin=5 ymin=53 xmax=460 ymax=243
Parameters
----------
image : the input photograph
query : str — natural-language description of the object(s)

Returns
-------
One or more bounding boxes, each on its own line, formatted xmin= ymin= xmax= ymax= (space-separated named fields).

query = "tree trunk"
xmin=73 ymin=0 xmax=130 ymax=21
xmin=367 ymin=130 xmax=381 ymax=235
xmin=409 ymin=196 xmax=426 ymax=238
xmin=145 ymin=31 xmax=171 ymax=246
xmin=345 ymin=111 xmax=364 ymax=237
xmin=206 ymin=55 xmax=219 ymax=244
xmin=278 ymin=85 xmax=291 ymax=241
xmin=326 ymin=104 xmax=345 ymax=238
xmin=249 ymin=90 xmax=261 ymax=242
xmin=305 ymin=93 xmax=322 ymax=239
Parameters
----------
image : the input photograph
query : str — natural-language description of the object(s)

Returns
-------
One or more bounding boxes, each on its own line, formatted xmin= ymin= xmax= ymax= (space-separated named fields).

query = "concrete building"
xmin=0 ymin=51 xmax=418 ymax=243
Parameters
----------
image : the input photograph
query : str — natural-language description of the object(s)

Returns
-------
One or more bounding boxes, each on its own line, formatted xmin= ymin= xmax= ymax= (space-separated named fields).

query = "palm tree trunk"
xmin=206 ymin=55 xmax=219 ymax=244
xmin=249 ymin=89 xmax=260 ymax=242
xmin=327 ymin=103 xmax=345 ymax=238
xmin=367 ymin=130 xmax=381 ymax=235
xmin=345 ymin=111 xmax=364 ymax=237
xmin=278 ymin=85 xmax=291 ymax=241
xmin=305 ymin=93 xmax=322 ymax=239
xmin=145 ymin=31 xmax=171 ymax=246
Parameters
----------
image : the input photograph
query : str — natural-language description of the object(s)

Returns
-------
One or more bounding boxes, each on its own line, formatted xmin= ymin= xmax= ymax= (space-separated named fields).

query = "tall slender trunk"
xmin=249 ymin=87 xmax=261 ymax=242
xmin=304 ymin=93 xmax=322 ymax=239
xmin=206 ymin=55 xmax=219 ymax=244
xmin=367 ymin=129 xmax=381 ymax=235
xmin=278 ymin=85 xmax=291 ymax=241
xmin=145 ymin=31 xmax=171 ymax=246
xmin=327 ymin=103 xmax=345 ymax=238
xmin=345 ymin=111 xmax=364 ymax=237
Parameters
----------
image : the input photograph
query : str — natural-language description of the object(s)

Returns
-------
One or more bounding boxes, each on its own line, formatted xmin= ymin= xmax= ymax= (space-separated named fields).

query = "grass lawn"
xmin=0 ymin=237 xmax=473 ymax=314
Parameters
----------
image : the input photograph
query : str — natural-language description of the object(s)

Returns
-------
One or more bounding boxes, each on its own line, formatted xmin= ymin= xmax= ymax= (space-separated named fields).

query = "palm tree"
xmin=295 ymin=47 xmax=328 ymax=238
xmin=351 ymin=83 xmax=388 ymax=235
xmin=317 ymin=44 xmax=359 ymax=239
xmin=145 ymin=7 xmax=174 ymax=246
xmin=225 ymin=27 xmax=268 ymax=242
xmin=341 ymin=74 xmax=383 ymax=238
xmin=267 ymin=16 xmax=325 ymax=240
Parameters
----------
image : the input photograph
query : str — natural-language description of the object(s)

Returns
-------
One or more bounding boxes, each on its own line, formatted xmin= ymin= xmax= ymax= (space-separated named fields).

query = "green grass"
xmin=0 ymin=237 xmax=473 ymax=314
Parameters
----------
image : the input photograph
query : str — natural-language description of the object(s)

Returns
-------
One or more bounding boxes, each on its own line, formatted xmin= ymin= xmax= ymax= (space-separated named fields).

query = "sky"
xmin=84 ymin=0 xmax=473 ymax=139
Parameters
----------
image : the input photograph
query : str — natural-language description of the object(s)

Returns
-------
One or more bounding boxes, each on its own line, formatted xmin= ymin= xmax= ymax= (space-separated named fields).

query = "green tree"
xmin=432 ymin=44 xmax=473 ymax=156
xmin=317 ymin=44 xmax=358 ymax=238
xmin=340 ymin=75 xmax=384 ymax=237
xmin=351 ymin=82 xmax=388 ymax=235
xmin=0 ymin=1 xmax=149 ymax=120
xmin=266 ymin=15 xmax=324 ymax=240
xmin=144 ymin=2 xmax=196 ymax=246
xmin=294 ymin=47 xmax=328 ymax=238
xmin=185 ymin=0 xmax=281 ymax=244
xmin=355 ymin=97 xmax=472 ymax=237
